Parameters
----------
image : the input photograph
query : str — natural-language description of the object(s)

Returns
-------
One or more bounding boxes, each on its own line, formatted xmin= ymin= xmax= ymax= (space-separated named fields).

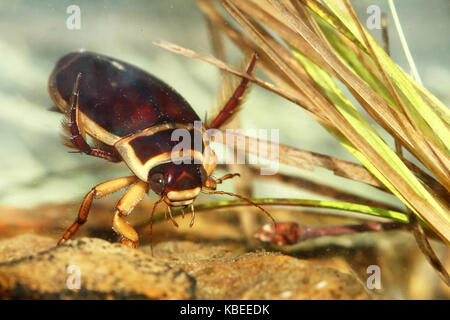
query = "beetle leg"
xmin=203 ymin=173 xmax=240 ymax=191
xmin=203 ymin=146 xmax=217 ymax=177
xmin=58 ymin=176 xmax=138 ymax=245
xmin=215 ymin=173 xmax=240 ymax=184
xmin=207 ymin=54 xmax=257 ymax=129
xmin=112 ymin=180 xmax=148 ymax=249
xmin=69 ymin=73 xmax=121 ymax=163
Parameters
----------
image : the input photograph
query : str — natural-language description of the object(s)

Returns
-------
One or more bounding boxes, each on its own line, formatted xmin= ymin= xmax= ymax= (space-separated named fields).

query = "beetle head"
xmin=148 ymin=163 xmax=206 ymax=206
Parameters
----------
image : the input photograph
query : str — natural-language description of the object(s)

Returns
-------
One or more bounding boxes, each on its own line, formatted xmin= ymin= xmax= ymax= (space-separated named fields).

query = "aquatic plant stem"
xmin=388 ymin=0 xmax=423 ymax=84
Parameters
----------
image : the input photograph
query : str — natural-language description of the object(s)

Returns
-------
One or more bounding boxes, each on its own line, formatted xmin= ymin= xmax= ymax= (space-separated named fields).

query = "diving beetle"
xmin=49 ymin=50 xmax=271 ymax=249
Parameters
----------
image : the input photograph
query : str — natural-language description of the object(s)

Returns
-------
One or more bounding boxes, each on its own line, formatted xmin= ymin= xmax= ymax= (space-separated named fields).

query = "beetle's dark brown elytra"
xmin=48 ymin=50 xmax=271 ymax=249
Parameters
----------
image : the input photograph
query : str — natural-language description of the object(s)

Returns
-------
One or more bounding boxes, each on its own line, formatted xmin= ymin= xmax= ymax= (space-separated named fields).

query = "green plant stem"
xmin=388 ymin=0 xmax=423 ymax=84
xmin=136 ymin=198 xmax=410 ymax=227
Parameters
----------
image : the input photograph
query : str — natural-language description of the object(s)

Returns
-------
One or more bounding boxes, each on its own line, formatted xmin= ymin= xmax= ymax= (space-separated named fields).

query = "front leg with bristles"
xmin=64 ymin=72 xmax=121 ymax=162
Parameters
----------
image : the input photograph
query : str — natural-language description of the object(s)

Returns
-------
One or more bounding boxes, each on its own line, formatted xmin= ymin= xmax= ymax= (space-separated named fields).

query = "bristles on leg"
xmin=59 ymin=103 xmax=87 ymax=151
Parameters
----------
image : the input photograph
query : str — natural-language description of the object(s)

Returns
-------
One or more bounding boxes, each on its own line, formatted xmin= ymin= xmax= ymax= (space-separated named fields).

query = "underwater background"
xmin=0 ymin=1 xmax=448 ymax=299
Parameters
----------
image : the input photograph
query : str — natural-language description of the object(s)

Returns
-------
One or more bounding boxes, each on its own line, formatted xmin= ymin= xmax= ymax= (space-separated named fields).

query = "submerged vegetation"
xmin=153 ymin=0 xmax=449 ymax=284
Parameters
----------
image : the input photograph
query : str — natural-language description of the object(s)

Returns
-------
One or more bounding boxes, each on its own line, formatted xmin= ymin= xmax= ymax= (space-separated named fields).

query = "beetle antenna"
xmin=150 ymin=197 xmax=163 ymax=256
xmin=200 ymin=189 xmax=276 ymax=224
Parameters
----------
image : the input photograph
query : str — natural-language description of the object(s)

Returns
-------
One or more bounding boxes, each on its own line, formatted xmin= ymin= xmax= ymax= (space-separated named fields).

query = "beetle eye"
xmin=149 ymin=173 xmax=165 ymax=195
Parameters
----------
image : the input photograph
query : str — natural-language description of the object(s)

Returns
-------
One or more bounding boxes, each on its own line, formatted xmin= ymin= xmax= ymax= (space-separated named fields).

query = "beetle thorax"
xmin=112 ymin=123 xmax=212 ymax=205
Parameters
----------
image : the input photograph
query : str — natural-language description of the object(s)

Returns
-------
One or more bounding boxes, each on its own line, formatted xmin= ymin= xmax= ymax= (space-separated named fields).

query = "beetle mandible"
xmin=49 ymin=50 xmax=273 ymax=249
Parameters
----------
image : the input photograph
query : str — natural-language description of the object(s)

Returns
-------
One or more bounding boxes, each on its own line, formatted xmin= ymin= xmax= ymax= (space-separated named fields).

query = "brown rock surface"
xmin=0 ymin=234 xmax=375 ymax=299
xmin=149 ymin=241 xmax=373 ymax=299
xmin=0 ymin=235 xmax=195 ymax=299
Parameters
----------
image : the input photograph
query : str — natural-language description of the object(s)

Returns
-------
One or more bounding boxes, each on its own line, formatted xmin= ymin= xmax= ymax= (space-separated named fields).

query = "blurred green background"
xmin=0 ymin=0 xmax=448 ymax=208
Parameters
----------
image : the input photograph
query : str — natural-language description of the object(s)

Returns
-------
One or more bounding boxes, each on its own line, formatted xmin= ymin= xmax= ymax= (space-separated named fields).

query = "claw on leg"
xmin=113 ymin=210 xmax=139 ymax=248
xmin=120 ymin=237 xmax=138 ymax=249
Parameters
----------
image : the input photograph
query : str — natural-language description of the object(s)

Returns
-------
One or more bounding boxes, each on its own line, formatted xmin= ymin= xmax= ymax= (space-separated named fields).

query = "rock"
xmin=0 ymin=234 xmax=55 ymax=263
xmin=149 ymin=241 xmax=375 ymax=299
xmin=0 ymin=236 xmax=195 ymax=299
xmin=0 ymin=235 xmax=376 ymax=299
